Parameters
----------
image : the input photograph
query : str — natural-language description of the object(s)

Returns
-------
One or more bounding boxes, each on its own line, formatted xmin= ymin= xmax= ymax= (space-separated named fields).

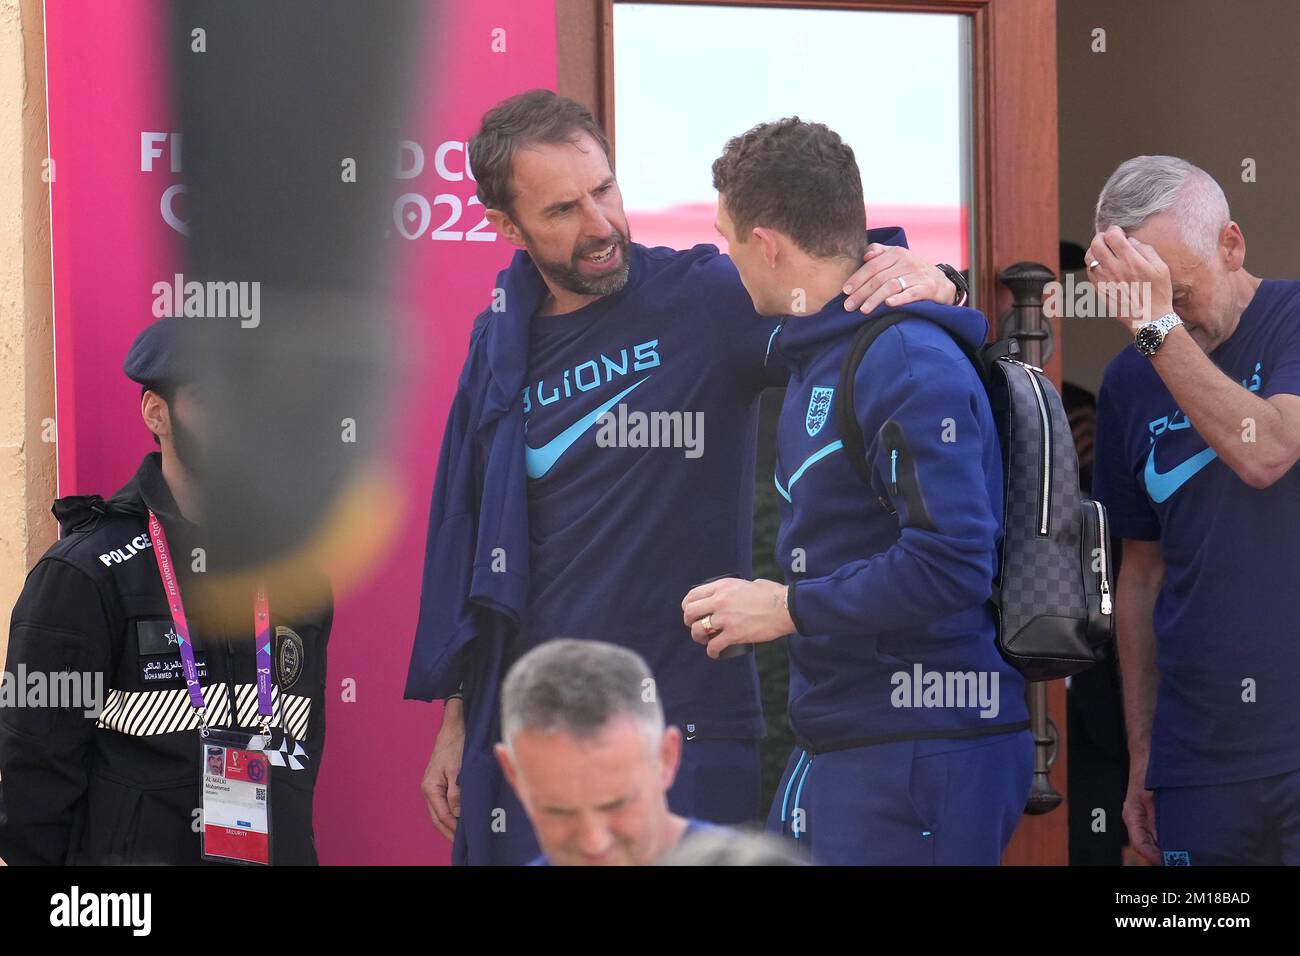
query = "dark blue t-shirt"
xmin=1094 ymin=279 xmax=1300 ymax=788
xmin=516 ymin=243 xmax=787 ymax=740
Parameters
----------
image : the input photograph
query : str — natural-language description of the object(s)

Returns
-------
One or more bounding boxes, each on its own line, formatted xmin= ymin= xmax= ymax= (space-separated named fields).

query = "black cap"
xmin=122 ymin=316 xmax=197 ymax=390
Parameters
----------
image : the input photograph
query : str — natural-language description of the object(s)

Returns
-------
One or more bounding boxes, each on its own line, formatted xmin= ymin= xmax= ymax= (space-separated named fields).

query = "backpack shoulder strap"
xmin=836 ymin=310 xmax=995 ymax=486
xmin=835 ymin=313 xmax=909 ymax=485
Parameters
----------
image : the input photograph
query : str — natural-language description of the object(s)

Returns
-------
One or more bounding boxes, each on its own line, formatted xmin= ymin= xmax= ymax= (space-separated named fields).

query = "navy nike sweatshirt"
xmin=773 ymin=296 xmax=1029 ymax=753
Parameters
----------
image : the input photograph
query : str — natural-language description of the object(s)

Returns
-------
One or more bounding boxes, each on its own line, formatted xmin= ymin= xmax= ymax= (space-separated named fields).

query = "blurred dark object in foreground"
xmin=170 ymin=0 xmax=426 ymax=614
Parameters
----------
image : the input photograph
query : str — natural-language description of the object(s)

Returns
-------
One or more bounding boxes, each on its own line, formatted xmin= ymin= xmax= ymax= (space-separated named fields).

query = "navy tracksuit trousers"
xmin=767 ymin=729 xmax=1034 ymax=865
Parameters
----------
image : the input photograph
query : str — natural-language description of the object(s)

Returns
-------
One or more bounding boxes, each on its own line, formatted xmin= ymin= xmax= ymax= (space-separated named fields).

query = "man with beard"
xmin=0 ymin=317 xmax=333 ymax=865
xmin=406 ymin=90 xmax=966 ymax=864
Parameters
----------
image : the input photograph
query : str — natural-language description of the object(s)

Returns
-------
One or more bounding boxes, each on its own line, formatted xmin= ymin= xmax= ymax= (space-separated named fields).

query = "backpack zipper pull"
xmin=890 ymin=448 xmax=898 ymax=495
xmin=1008 ymin=357 xmax=1044 ymax=373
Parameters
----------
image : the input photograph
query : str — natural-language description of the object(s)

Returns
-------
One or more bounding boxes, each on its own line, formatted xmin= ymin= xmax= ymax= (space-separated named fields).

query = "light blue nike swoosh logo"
xmin=1144 ymin=445 xmax=1218 ymax=503
xmin=525 ymin=377 xmax=650 ymax=479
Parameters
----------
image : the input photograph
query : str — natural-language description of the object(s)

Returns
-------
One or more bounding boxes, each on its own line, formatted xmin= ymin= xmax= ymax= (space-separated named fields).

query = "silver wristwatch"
xmin=1135 ymin=312 xmax=1183 ymax=356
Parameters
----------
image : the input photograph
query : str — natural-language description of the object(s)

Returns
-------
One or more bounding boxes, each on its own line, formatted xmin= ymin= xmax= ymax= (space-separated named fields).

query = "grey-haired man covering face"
xmin=1090 ymin=155 xmax=1300 ymax=865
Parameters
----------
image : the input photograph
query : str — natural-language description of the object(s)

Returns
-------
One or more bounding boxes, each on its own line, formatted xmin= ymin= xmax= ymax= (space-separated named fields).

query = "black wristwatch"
xmin=937 ymin=263 xmax=969 ymax=306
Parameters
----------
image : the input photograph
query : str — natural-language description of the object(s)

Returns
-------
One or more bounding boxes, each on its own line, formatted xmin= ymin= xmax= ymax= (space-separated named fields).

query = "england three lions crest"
xmin=806 ymin=386 xmax=834 ymax=436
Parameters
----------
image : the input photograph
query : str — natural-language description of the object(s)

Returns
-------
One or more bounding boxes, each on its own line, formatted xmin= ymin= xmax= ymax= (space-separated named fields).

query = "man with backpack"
xmin=683 ymin=117 xmax=1033 ymax=864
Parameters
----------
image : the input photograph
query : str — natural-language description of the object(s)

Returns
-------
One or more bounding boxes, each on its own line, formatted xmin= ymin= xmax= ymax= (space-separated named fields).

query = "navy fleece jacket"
xmin=773 ymin=296 xmax=1029 ymax=753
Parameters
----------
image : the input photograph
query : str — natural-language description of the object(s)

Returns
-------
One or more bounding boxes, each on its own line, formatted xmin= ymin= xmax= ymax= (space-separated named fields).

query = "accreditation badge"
xmin=201 ymin=730 xmax=273 ymax=865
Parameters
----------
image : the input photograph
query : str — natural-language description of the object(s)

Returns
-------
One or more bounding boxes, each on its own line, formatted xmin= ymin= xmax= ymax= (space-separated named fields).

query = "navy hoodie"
xmin=773 ymin=296 xmax=1029 ymax=753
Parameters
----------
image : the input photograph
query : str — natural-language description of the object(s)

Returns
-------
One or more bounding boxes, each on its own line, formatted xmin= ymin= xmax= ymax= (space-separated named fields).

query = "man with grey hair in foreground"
xmin=1088 ymin=155 xmax=1300 ymax=865
xmin=496 ymin=640 xmax=724 ymax=866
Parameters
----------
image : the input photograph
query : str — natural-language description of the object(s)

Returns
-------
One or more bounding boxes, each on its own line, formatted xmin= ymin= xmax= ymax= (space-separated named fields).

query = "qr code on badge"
xmin=256 ymin=787 xmax=267 ymax=802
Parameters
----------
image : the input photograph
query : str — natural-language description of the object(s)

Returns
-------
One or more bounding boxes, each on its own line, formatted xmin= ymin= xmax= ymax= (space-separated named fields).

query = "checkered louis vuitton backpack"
xmin=835 ymin=311 xmax=1115 ymax=680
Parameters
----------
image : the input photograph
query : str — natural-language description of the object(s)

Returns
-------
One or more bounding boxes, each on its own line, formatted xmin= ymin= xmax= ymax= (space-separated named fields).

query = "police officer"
xmin=0 ymin=317 xmax=333 ymax=865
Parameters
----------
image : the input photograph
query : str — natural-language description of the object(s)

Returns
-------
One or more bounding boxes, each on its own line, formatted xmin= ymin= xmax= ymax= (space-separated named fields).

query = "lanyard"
xmin=147 ymin=510 xmax=274 ymax=733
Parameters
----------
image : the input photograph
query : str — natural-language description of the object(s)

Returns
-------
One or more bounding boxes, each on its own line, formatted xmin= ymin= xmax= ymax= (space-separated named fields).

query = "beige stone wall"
xmin=0 ymin=0 xmax=57 ymax=668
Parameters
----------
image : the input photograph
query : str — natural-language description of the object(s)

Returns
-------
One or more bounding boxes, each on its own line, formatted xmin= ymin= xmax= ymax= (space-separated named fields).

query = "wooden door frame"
xmin=555 ymin=0 xmax=1065 ymax=866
